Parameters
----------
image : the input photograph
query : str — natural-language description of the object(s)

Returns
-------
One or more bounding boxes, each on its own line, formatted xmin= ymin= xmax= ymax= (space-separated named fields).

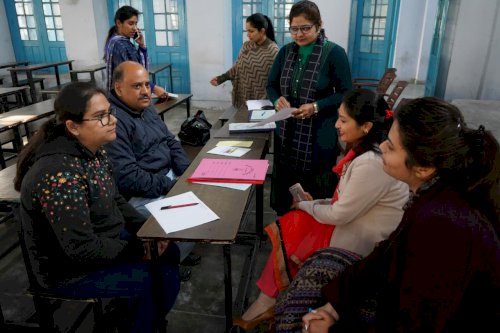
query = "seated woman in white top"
xmin=233 ymin=89 xmax=409 ymax=330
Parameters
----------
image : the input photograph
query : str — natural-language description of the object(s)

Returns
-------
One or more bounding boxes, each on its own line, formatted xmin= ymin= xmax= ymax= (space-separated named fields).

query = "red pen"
xmin=161 ymin=202 xmax=199 ymax=210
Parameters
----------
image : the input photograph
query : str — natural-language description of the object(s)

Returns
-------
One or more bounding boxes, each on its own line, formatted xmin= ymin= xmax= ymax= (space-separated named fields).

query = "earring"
xmin=363 ymin=129 xmax=368 ymax=134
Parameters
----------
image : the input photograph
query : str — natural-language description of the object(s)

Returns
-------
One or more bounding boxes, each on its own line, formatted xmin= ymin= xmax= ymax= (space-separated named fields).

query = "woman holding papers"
xmin=233 ymin=89 xmax=408 ymax=330
xmin=14 ymin=82 xmax=179 ymax=332
xmin=210 ymin=13 xmax=279 ymax=109
xmin=266 ymin=1 xmax=352 ymax=215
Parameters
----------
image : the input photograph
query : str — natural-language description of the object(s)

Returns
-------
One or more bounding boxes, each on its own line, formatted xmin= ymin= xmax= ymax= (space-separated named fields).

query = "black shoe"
xmin=180 ymin=266 xmax=191 ymax=282
xmin=181 ymin=253 xmax=201 ymax=266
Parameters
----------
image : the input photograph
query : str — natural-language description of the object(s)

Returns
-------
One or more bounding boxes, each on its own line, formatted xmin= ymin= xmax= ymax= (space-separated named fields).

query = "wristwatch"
xmin=313 ymin=102 xmax=319 ymax=114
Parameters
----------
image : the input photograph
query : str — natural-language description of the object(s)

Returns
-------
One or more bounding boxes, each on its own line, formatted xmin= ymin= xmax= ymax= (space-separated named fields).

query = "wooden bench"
xmin=154 ymin=93 xmax=193 ymax=120
xmin=40 ymin=82 xmax=72 ymax=100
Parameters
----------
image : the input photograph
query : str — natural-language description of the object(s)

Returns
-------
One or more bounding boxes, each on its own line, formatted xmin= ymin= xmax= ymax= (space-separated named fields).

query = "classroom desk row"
xmin=138 ymin=106 xmax=271 ymax=332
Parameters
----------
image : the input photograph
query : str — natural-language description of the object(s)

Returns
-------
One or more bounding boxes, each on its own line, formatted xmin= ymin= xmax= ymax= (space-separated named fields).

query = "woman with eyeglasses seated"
xmin=210 ymin=13 xmax=279 ymax=110
xmin=267 ymin=0 xmax=352 ymax=216
xmin=295 ymin=98 xmax=500 ymax=332
xmin=14 ymin=82 xmax=180 ymax=332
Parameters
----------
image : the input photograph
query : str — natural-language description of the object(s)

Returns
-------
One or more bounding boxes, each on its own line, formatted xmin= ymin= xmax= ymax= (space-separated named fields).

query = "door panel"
xmin=349 ymin=0 xmax=399 ymax=79
xmin=4 ymin=0 xmax=68 ymax=69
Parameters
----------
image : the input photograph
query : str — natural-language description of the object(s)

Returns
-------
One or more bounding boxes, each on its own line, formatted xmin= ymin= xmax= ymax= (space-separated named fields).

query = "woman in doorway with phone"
xmin=233 ymin=89 xmax=409 ymax=330
xmin=104 ymin=5 xmax=168 ymax=98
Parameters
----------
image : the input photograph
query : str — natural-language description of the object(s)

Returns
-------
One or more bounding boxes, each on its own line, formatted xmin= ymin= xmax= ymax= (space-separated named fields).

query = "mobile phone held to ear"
xmin=289 ymin=183 xmax=306 ymax=202
xmin=133 ymin=31 xmax=140 ymax=40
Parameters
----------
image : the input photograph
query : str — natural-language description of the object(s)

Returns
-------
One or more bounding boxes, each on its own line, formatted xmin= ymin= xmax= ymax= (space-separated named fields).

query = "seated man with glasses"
xmin=105 ymin=61 xmax=200 ymax=281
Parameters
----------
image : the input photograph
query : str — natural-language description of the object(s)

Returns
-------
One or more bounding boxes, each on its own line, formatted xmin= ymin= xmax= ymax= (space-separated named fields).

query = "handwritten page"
xmin=229 ymin=122 xmax=276 ymax=133
xmin=207 ymin=146 xmax=251 ymax=157
xmin=188 ymin=158 xmax=269 ymax=184
xmin=252 ymin=107 xmax=297 ymax=126
xmin=145 ymin=191 xmax=219 ymax=234
xmin=246 ymin=99 xmax=273 ymax=110
xmin=216 ymin=140 xmax=253 ymax=148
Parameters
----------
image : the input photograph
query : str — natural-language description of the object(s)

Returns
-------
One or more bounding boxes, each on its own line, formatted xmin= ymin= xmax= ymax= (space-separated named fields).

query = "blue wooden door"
xmin=232 ymin=0 xmax=297 ymax=61
xmin=108 ymin=0 xmax=191 ymax=93
xmin=425 ymin=0 xmax=449 ymax=97
xmin=5 ymin=0 xmax=67 ymax=67
xmin=349 ymin=0 xmax=399 ymax=79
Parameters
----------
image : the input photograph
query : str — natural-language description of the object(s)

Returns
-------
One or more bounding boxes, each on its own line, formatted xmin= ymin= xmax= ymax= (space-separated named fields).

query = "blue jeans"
xmin=52 ymin=244 xmax=180 ymax=333
xmin=129 ymin=170 xmax=195 ymax=262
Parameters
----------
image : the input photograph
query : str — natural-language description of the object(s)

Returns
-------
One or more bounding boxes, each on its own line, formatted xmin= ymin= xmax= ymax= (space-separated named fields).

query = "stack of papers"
xmin=207 ymin=146 xmax=251 ymax=157
xmin=229 ymin=122 xmax=276 ymax=133
xmin=145 ymin=191 xmax=219 ymax=234
xmin=249 ymin=109 xmax=276 ymax=122
xmin=188 ymin=158 xmax=269 ymax=184
xmin=246 ymin=99 xmax=273 ymax=110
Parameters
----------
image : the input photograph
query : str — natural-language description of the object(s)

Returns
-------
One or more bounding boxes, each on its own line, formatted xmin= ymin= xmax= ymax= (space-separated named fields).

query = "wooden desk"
xmin=0 ymin=164 xmax=18 ymax=204
xmin=70 ymin=63 xmax=106 ymax=83
xmin=137 ymin=138 xmax=268 ymax=332
xmin=214 ymin=108 xmax=273 ymax=141
xmin=0 ymin=86 xmax=30 ymax=112
xmin=0 ymin=61 xmax=29 ymax=70
xmin=0 ymin=99 xmax=55 ymax=168
xmin=154 ymin=93 xmax=193 ymax=119
xmin=8 ymin=60 xmax=74 ymax=103
xmin=149 ymin=63 xmax=173 ymax=91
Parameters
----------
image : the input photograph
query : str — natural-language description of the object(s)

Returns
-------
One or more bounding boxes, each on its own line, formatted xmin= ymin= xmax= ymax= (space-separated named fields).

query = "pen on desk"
xmin=161 ymin=203 xmax=199 ymax=210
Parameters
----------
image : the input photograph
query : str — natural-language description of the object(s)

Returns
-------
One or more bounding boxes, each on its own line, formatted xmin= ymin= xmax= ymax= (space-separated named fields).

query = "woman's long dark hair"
xmin=342 ymin=89 xmax=392 ymax=155
xmin=289 ymin=0 xmax=322 ymax=27
xmin=247 ymin=13 xmax=276 ymax=42
xmin=103 ymin=5 xmax=139 ymax=60
xmin=396 ymin=97 xmax=500 ymax=228
xmin=14 ymin=82 xmax=107 ymax=191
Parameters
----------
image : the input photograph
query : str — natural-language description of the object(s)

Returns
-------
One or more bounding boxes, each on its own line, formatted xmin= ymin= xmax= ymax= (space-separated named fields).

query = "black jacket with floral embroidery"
xmin=19 ymin=134 xmax=146 ymax=288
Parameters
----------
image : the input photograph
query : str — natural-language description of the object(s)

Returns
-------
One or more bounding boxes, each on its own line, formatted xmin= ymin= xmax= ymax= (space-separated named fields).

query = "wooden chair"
xmin=12 ymin=204 xmax=105 ymax=332
xmin=385 ymin=80 xmax=409 ymax=109
xmin=352 ymin=68 xmax=397 ymax=94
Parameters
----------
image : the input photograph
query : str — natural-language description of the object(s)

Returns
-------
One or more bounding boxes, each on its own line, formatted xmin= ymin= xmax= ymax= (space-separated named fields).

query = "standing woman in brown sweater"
xmin=210 ymin=13 xmax=279 ymax=109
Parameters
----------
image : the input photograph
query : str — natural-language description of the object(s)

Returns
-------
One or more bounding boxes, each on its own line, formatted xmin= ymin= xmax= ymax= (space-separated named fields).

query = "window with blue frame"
xmin=232 ymin=0 xmax=297 ymax=61
xmin=360 ymin=0 xmax=388 ymax=54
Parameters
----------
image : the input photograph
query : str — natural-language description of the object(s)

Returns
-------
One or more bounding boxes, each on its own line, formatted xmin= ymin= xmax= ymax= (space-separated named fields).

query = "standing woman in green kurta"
xmin=267 ymin=1 xmax=352 ymax=216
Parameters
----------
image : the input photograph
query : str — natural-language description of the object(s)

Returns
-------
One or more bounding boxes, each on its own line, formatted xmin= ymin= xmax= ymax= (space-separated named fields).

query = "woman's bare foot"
xmin=241 ymin=292 xmax=276 ymax=320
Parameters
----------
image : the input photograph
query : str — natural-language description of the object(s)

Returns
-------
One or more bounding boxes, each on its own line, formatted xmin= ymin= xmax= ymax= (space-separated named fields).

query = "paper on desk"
xmin=250 ymin=109 xmax=276 ymax=122
xmin=145 ymin=191 xmax=219 ymax=234
xmin=246 ymin=99 xmax=273 ymax=110
xmin=192 ymin=182 xmax=251 ymax=191
xmin=216 ymin=140 xmax=253 ymax=148
xmin=207 ymin=146 xmax=251 ymax=157
xmin=252 ymin=107 xmax=297 ymax=126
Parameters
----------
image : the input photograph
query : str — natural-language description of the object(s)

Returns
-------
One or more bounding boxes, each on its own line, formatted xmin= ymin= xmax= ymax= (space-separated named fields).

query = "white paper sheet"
xmin=251 ymin=107 xmax=297 ymax=126
xmin=229 ymin=122 xmax=276 ymax=132
xmin=246 ymin=99 xmax=273 ymax=110
xmin=192 ymin=182 xmax=252 ymax=191
xmin=206 ymin=146 xmax=251 ymax=157
xmin=250 ymin=109 xmax=276 ymax=122
xmin=145 ymin=191 xmax=219 ymax=234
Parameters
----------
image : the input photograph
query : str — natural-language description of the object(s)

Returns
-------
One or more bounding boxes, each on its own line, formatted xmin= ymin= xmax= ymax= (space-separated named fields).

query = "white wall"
xmin=393 ymin=0 xmax=437 ymax=82
xmin=59 ymin=0 xmax=108 ymax=76
xmin=186 ymin=0 xmax=233 ymax=109
xmin=0 ymin=0 xmax=16 ymax=77
xmin=444 ymin=0 xmax=500 ymax=100
xmin=316 ymin=0 xmax=351 ymax=49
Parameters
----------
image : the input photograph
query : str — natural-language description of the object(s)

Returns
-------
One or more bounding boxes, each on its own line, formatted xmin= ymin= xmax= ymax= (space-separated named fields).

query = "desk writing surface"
xmin=0 ymin=165 xmax=19 ymax=203
xmin=214 ymin=109 xmax=273 ymax=140
xmin=0 ymin=99 xmax=54 ymax=123
xmin=0 ymin=61 xmax=29 ymax=69
xmin=0 ymin=87 xmax=30 ymax=95
xmin=70 ymin=63 xmax=106 ymax=73
xmin=7 ymin=60 xmax=74 ymax=72
xmin=149 ymin=63 xmax=171 ymax=74
xmin=137 ymin=138 xmax=268 ymax=243
xmin=154 ymin=93 xmax=192 ymax=114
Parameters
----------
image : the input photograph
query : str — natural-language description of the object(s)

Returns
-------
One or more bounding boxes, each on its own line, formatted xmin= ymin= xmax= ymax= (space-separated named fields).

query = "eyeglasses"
xmin=81 ymin=107 xmax=116 ymax=126
xmin=289 ymin=24 xmax=314 ymax=35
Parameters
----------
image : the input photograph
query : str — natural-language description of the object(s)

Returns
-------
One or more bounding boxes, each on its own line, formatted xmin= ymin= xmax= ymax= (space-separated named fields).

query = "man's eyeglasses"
xmin=81 ymin=107 xmax=116 ymax=126
xmin=289 ymin=24 xmax=314 ymax=35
